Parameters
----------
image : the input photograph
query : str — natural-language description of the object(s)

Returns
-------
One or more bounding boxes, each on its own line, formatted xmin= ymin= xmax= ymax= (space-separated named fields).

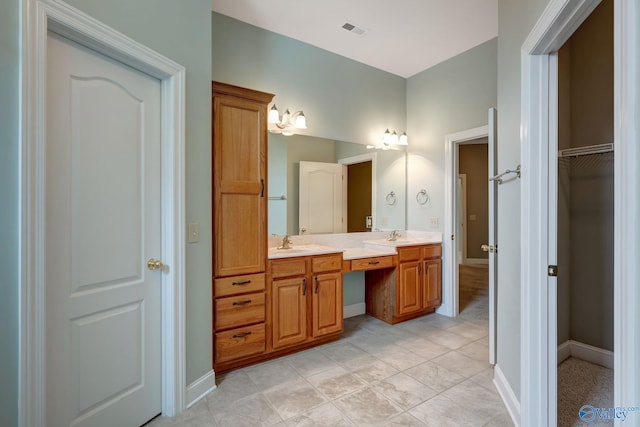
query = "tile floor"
xmin=149 ymin=266 xmax=513 ymax=426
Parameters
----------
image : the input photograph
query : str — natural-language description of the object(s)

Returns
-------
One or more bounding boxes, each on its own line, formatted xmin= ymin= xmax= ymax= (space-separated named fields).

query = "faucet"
xmin=387 ymin=230 xmax=401 ymax=241
xmin=278 ymin=235 xmax=293 ymax=249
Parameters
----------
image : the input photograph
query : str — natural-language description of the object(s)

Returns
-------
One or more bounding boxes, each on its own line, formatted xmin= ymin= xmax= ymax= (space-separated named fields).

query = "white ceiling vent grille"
xmin=341 ymin=22 xmax=367 ymax=36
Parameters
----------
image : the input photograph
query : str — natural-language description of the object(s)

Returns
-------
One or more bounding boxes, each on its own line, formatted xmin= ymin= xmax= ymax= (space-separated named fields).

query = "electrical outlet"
xmin=429 ymin=217 xmax=439 ymax=228
xmin=188 ymin=223 xmax=200 ymax=243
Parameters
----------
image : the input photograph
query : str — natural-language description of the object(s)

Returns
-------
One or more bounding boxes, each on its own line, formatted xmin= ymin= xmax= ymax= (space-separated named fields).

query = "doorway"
xmin=520 ymin=0 xmax=638 ymax=424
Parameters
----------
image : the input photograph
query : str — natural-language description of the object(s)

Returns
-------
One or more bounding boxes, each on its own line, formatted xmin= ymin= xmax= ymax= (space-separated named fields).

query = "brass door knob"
xmin=147 ymin=258 xmax=164 ymax=270
xmin=481 ymin=244 xmax=497 ymax=253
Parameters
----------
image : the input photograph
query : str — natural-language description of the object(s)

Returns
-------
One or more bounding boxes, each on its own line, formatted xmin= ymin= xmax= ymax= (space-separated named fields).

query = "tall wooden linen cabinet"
xmin=212 ymin=82 xmax=274 ymax=371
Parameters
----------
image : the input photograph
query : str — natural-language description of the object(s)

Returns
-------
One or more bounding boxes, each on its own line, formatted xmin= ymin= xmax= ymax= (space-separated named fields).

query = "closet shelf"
xmin=558 ymin=143 xmax=613 ymax=158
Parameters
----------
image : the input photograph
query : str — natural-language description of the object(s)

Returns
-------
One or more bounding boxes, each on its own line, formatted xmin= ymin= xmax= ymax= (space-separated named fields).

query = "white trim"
xmin=520 ymin=1 xmax=610 ymax=426
xmin=343 ymin=302 xmax=366 ymax=318
xmin=19 ymin=1 xmax=187 ymax=425
xmin=443 ymin=125 xmax=489 ymax=319
xmin=558 ymin=340 xmax=614 ymax=369
xmin=338 ymin=153 xmax=377 ymax=231
xmin=185 ymin=371 xmax=217 ymax=409
xmin=493 ymin=364 xmax=521 ymax=427
xmin=614 ymin=0 xmax=639 ymax=412
xmin=457 ymin=174 xmax=468 ymax=265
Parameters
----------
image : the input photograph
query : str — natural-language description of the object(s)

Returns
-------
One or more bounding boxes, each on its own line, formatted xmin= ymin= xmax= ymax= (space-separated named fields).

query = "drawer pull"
xmin=232 ymin=299 xmax=252 ymax=306
xmin=368 ymin=261 xmax=380 ymax=265
xmin=232 ymin=280 xmax=251 ymax=286
xmin=232 ymin=332 xmax=252 ymax=338
xmin=314 ymin=276 xmax=319 ymax=294
xmin=302 ymin=278 xmax=307 ymax=296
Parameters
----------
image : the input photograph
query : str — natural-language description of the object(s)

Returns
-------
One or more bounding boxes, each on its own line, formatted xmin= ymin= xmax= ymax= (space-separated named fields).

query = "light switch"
xmin=188 ymin=223 xmax=200 ymax=243
xmin=429 ymin=217 xmax=439 ymax=228
xmin=469 ymin=214 xmax=477 ymax=221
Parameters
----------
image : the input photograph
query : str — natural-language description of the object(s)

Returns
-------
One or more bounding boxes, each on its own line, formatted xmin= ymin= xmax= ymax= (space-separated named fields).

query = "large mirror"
xmin=268 ymin=134 xmax=406 ymax=235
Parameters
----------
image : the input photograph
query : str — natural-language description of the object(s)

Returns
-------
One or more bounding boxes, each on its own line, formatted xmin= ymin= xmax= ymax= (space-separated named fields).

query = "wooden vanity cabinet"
xmin=366 ymin=244 xmax=442 ymax=324
xmin=212 ymin=82 xmax=274 ymax=371
xmin=270 ymin=254 xmax=343 ymax=351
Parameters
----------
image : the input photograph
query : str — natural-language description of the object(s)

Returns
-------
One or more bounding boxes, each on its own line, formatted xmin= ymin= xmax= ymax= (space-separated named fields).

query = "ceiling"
xmin=211 ymin=0 xmax=498 ymax=78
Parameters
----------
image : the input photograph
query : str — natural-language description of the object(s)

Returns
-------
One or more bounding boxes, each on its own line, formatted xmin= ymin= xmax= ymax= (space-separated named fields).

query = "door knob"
xmin=147 ymin=258 xmax=164 ymax=270
xmin=481 ymin=244 xmax=497 ymax=253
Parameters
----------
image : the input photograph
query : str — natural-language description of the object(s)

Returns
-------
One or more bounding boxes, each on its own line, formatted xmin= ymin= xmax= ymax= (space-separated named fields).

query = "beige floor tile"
xmin=371 ymin=372 xmax=438 ymax=410
xmin=336 ymin=352 xmax=380 ymax=372
xmin=334 ymin=388 xmax=403 ymax=425
xmin=245 ymin=359 xmax=304 ymax=391
xmin=213 ymin=392 xmax=283 ymax=426
xmin=351 ymin=359 xmax=399 ymax=384
xmin=405 ymin=361 xmax=466 ymax=393
xmin=306 ymin=366 xmax=366 ymax=400
xmin=484 ymin=411 xmax=515 ymax=426
xmin=283 ymin=402 xmax=355 ymax=426
xmin=469 ymin=367 xmax=497 ymax=393
xmin=286 ymin=348 xmax=340 ymax=378
xmin=207 ymin=370 xmax=259 ymax=408
xmin=441 ymin=380 xmax=506 ymax=425
xmin=457 ymin=337 xmax=490 ymax=361
xmin=263 ymin=378 xmax=327 ymax=420
xmin=374 ymin=347 xmax=428 ymax=371
xmin=431 ymin=350 xmax=490 ymax=378
xmin=422 ymin=328 xmax=473 ymax=350
xmin=447 ymin=322 xmax=489 ymax=340
xmin=409 ymin=394 xmax=478 ymax=427
xmin=397 ymin=337 xmax=451 ymax=360
xmin=317 ymin=341 xmax=367 ymax=364
xmin=382 ymin=412 xmax=427 ymax=426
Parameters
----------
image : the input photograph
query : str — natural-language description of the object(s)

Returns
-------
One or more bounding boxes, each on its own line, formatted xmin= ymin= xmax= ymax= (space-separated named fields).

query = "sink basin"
xmin=363 ymin=238 xmax=432 ymax=247
xmin=267 ymin=244 xmax=343 ymax=259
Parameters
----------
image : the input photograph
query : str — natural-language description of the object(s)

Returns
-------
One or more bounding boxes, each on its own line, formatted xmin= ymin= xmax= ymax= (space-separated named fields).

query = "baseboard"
xmin=185 ymin=370 xmax=216 ymax=409
xmin=344 ymin=302 xmax=366 ymax=318
xmin=558 ymin=340 xmax=613 ymax=369
xmin=557 ymin=340 xmax=571 ymax=364
xmin=493 ymin=364 xmax=521 ymax=427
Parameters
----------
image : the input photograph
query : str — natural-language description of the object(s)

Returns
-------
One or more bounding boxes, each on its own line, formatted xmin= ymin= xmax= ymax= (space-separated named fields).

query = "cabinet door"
xmin=213 ymin=92 xmax=267 ymax=277
xmin=397 ymin=261 xmax=422 ymax=315
xmin=311 ymin=272 xmax=343 ymax=337
xmin=423 ymin=258 xmax=442 ymax=309
xmin=272 ymin=277 xmax=308 ymax=349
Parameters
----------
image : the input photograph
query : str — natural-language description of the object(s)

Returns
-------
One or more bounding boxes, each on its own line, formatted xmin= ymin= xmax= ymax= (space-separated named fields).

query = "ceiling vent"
xmin=341 ymin=22 xmax=367 ymax=36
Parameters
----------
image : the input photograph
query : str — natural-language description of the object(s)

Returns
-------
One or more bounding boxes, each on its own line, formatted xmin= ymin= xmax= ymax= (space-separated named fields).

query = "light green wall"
xmin=0 ymin=0 xmax=20 ymax=424
xmin=212 ymin=12 xmax=406 ymax=146
xmin=406 ymin=38 xmax=497 ymax=231
xmin=56 ymin=0 xmax=213 ymax=385
xmin=497 ymin=0 xmax=552 ymax=400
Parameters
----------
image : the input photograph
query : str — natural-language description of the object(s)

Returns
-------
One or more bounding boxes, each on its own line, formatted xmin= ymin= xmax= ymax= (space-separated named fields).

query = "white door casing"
xmin=299 ymin=161 xmax=346 ymax=234
xmin=20 ymin=1 xmax=187 ymax=426
xmin=487 ymin=108 xmax=498 ymax=366
xmin=457 ymin=174 xmax=467 ymax=264
xmin=46 ymin=32 xmax=162 ymax=426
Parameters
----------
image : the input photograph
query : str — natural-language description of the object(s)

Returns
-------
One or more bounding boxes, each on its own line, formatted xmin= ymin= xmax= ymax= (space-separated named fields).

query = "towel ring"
xmin=385 ymin=191 xmax=397 ymax=206
xmin=416 ymin=189 xmax=429 ymax=205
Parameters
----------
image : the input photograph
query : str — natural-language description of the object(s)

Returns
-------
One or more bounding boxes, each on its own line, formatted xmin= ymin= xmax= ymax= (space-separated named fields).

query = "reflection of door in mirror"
xmin=299 ymin=161 xmax=347 ymax=234
xmin=347 ymin=162 xmax=372 ymax=232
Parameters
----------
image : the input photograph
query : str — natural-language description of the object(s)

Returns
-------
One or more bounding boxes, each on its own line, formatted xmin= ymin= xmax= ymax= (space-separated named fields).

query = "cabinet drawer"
xmin=215 ymin=323 xmax=265 ymax=363
xmin=215 ymin=273 xmax=265 ymax=297
xmin=215 ymin=292 xmax=265 ymax=331
xmin=350 ymin=256 xmax=395 ymax=272
xmin=398 ymin=247 xmax=421 ymax=262
xmin=311 ymin=254 xmax=342 ymax=273
xmin=423 ymin=244 xmax=442 ymax=259
xmin=270 ymin=258 xmax=306 ymax=278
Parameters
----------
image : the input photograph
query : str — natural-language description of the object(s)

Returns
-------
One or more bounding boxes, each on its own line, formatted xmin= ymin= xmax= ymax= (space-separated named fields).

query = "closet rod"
xmin=558 ymin=143 xmax=613 ymax=158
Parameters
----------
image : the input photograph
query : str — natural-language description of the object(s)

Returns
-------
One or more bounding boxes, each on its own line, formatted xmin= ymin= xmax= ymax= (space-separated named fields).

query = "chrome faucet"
xmin=388 ymin=230 xmax=401 ymax=241
xmin=278 ymin=235 xmax=293 ymax=249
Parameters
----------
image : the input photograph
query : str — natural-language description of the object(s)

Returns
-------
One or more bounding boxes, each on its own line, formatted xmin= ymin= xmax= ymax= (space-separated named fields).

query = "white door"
xmin=299 ymin=161 xmax=346 ymax=234
xmin=487 ymin=108 xmax=498 ymax=365
xmin=46 ymin=32 xmax=162 ymax=427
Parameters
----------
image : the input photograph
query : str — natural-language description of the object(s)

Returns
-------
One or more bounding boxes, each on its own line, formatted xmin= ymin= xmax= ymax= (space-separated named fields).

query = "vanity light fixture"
xmin=367 ymin=128 xmax=409 ymax=150
xmin=268 ymin=104 xmax=307 ymax=136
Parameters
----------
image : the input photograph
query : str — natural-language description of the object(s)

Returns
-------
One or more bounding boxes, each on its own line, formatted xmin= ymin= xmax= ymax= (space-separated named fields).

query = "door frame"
xmin=443 ymin=125 xmax=489 ymax=318
xmin=19 ymin=1 xmax=187 ymax=425
xmin=520 ymin=0 xmax=638 ymax=425
xmin=457 ymin=174 xmax=468 ymax=265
